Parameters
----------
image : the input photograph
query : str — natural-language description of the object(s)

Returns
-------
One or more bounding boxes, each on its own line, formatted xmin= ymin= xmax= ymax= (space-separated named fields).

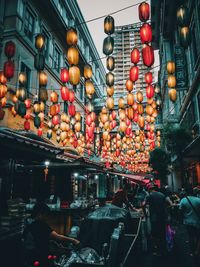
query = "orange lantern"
xmin=39 ymin=71 xmax=47 ymax=86
xmin=131 ymin=48 xmax=140 ymax=64
xmin=66 ymin=28 xmax=78 ymax=46
xmin=0 ymin=71 xmax=7 ymax=84
xmin=106 ymin=97 xmax=114 ymax=110
xmin=136 ymin=91 xmax=143 ymax=103
xmin=137 ymin=104 xmax=144 ymax=115
xmin=146 ymin=85 xmax=154 ymax=98
xmin=50 ymin=91 xmax=58 ymax=103
xmin=168 ymin=75 xmax=176 ymax=88
xmin=127 ymin=93 xmax=134 ymax=106
xmin=67 ymin=46 xmax=79 ymax=66
xmin=106 ymin=86 xmax=114 ymax=96
xmin=69 ymin=66 xmax=80 ymax=85
xmin=168 ymin=89 xmax=177 ymax=102
xmin=167 ymin=61 xmax=175 ymax=74
xmin=85 ymin=80 xmax=95 ymax=96
xmin=130 ymin=66 xmax=139 ymax=82
xmin=138 ymin=2 xmax=150 ymax=22
xmin=118 ymin=97 xmax=125 ymax=109
xmin=84 ymin=64 xmax=92 ymax=79
xmin=126 ymin=80 xmax=133 ymax=92
xmin=146 ymin=105 xmax=154 ymax=115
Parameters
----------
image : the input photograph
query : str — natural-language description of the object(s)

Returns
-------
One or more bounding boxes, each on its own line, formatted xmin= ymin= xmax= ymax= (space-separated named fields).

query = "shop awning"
xmin=109 ymin=172 xmax=149 ymax=184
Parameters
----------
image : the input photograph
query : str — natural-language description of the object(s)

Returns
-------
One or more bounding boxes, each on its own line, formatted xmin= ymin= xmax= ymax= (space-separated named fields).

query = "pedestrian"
xmin=179 ymin=187 xmax=200 ymax=256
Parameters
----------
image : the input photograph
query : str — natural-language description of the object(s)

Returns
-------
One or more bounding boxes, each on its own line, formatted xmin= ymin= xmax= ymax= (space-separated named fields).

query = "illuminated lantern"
xmin=142 ymin=45 xmax=154 ymax=67
xmin=11 ymin=106 xmax=17 ymax=116
xmin=136 ymin=91 xmax=143 ymax=103
xmin=84 ymin=64 xmax=92 ymax=79
xmin=4 ymin=61 xmax=14 ymax=79
xmin=168 ymin=75 xmax=176 ymax=88
xmin=106 ymin=56 xmax=115 ymax=71
xmin=86 ymin=115 xmax=92 ymax=126
xmin=146 ymin=105 xmax=154 ymax=115
xmin=39 ymin=71 xmax=47 ymax=86
xmin=145 ymin=72 xmax=153 ymax=84
xmin=75 ymin=112 xmax=81 ymax=121
xmin=16 ymin=88 xmax=27 ymax=101
xmin=127 ymin=107 xmax=134 ymax=120
xmin=4 ymin=41 xmax=15 ymax=58
xmin=119 ymin=121 xmax=127 ymax=132
xmin=40 ymin=102 xmax=45 ymax=112
xmin=68 ymin=103 xmax=76 ymax=116
xmin=38 ymin=128 xmax=43 ymax=137
xmin=50 ymin=91 xmax=58 ymax=103
xmin=130 ymin=66 xmax=139 ymax=82
xmin=18 ymin=72 xmax=26 ymax=86
xmin=39 ymin=87 xmax=48 ymax=102
xmin=126 ymin=80 xmax=133 ymax=92
xmin=52 ymin=114 xmax=60 ymax=125
xmin=167 ymin=61 xmax=175 ymax=74
xmin=101 ymin=113 xmax=108 ymax=123
xmin=66 ymin=28 xmax=78 ymax=46
xmin=106 ymin=72 xmax=114 ymax=86
xmin=60 ymin=68 xmax=69 ymax=83
xmin=1 ymin=97 xmax=6 ymax=107
xmin=177 ymin=5 xmax=189 ymax=27
xmin=138 ymin=2 xmax=150 ymax=22
xmin=106 ymin=86 xmax=114 ymax=96
xmin=0 ymin=71 xmax=7 ymax=84
xmin=0 ymin=84 xmax=7 ymax=98
xmin=168 ymin=89 xmax=177 ymax=102
xmin=119 ymin=109 xmax=126 ymax=120
xmin=68 ymin=89 xmax=75 ymax=102
xmin=154 ymin=84 xmax=161 ymax=94
xmin=35 ymin=34 xmax=45 ymax=50
xmin=67 ymin=46 xmax=79 ymax=65
xmin=127 ymin=93 xmax=134 ymax=106
xmin=60 ymin=86 xmax=69 ymax=101
xmin=146 ymin=85 xmax=154 ymax=98
xmin=34 ymin=101 xmax=40 ymax=114
xmin=86 ymin=101 xmax=94 ymax=113
xmin=106 ymin=97 xmax=114 ymax=110
xmin=138 ymin=116 xmax=145 ymax=129
xmin=118 ymin=97 xmax=125 ymax=109
xmin=104 ymin=16 xmax=115 ymax=35
xmin=75 ymin=122 xmax=81 ymax=132
xmin=24 ymin=120 xmax=30 ymax=131
xmin=34 ymin=115 xmax=41 ymax=128
xmin=137 ymin=104 xmax=144 ymax=115
xmin=69 ymin=66 xmax=80 ymax=85
xmin=90 ymin=111 xmax=96 ymax=121
xmin=140 ymin=23 xmax=152 ymax=44
xmin=111 ymin=110 xmax=116 ymax=119
xmin=85 ymin=80 xmax=95 ymax=96
xmin=131 ymin=48 xmax=140 ymax=64
xmin=24 ymin=99 xmax=31 ymax=109
xmin=180 ymin=26 xmax=191 ymax=48
xmin=103 ymin=36 xmax=114 ymax=55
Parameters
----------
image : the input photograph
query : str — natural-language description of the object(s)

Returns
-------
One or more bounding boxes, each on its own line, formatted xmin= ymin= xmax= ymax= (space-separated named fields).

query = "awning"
xmin=109 ymin=172 xmax=148 ymax=184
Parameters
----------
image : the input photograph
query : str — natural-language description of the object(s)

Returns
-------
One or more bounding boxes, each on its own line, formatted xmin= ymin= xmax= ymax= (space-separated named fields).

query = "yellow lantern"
xmin=168 ymin=75 xmax=176 ymax=88
xmin=35 ymin=34 xmax=45 ymax=50
xmin=75 ymin=122 xmax=81 ymax=132
xmin=106 ymin=97 xmax=114 ymax=110
xmin=39 ymin=71 xmax=48 ymax=86
xmin=69 ymin=66 xmax=80 ymax=85
xmin=118 ymin=97 xmax=125 ymax=109
xmin=169 ymin=88 xmax=177 ymax=102
xmin=66 ymin=28 xmax=78 ymax=46
xmin=84 ymin=64 xmax=92 ymax=79
xmin=18 ymin=72 xmax=26 ymax=85
xmin=101 ymin=113 xmax=109 ymax=123
xmin=67 ymin=47 xmax=79 ymax=66
xmin=85 ymin=80 xmax=95 ymax=96
xmin=119 ymin=121 xmax=127 ymax=132
xmin=75 ymin=112 xmax=81 ymax=121
xmin=60 ymin=122 xmax=67 ymax=131
xmin=119 ymin=109 xmax=126 ymax=120
xmin=136 ymin=91 xmax=143 ymax=103
xmin=167 ymin=61 xmax=175 ymax=74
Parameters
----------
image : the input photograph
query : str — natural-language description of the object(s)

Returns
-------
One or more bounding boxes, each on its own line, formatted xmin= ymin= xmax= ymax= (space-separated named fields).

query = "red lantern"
xmin=68 ymin=90 xmax=75 ymax=102
xmin=140 ymin=23 xmax=152 ymax=44
xmin=61 ymin=86 xmax=69 ymax=101
xmin=142 ymin=45 xmax=154 ymax=67
xmin=60 ymin=68 xmax=69 ymax=83
xmin=146 ymin=85 xmax=154 ymax=98
xmin=50 ymin=91 xmax=58 ymax=103
xmin=4 ymin=60 xmax=15 ymax=79
xmin=24 ymin=120 xmax=30 ymax=131
xmin=86 ymin=114 xmax=92 ymax=126
xmin=130 ymin=66 xmax=139 ymax=82
xmin=38 ymin=128 xmax=43 ymax=137
xmin=131 ymin=48 xmax=140 ymax=64
xmin=24 ymin=99 xmax=31 ymax=109
xmin=133 ymin=113 xmax=139 ymax=122
xmin=68 ymin=103 xmax=76 ymax=117
xmin=52 ymin=114 xmax=60 ymax=125
xmin=138 ymin=2 xmax=150 ymax=22
xmin=145 ymin=72 xmax=153 ymax=85
xmin=4 ymin=41 xmax=16 ymax=58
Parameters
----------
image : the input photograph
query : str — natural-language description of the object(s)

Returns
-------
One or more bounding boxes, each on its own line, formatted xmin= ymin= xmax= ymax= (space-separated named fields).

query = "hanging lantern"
xmin=86 ymin=101 xmax=94 ymax=113
xmin=35 ymin=34 xmax=45 ymax=51
xmin=106 ymin=97 xmax=114 ymax=110
xmin=1 ymin=97 xmax=6 ymax=107
xmin=103 ymin=36 xmax=114 ymax=55
xmin=118 ymin=97 xmax=125 ymax=109
xmin=50 ymin=91 xmax=58 ymax=103
xmin=145 ymin=72 xmax=153 ymax=84
xmin=130 ymin=66 xmax=139 ymax=82
xmin=67 ymin=46 xmax=79 ymax=65
xmin=127 ymin=107 xmax=134 ymax=120
xmin=146 ymin=85 xmax=154 ymax=98
xmin=140 ymin=23 xmax=152 ymax=44
xmin=18 ymin=72 xmax=26 ymax=86
xmin=136 ymin=91 xmax=143 ymax=103
xmin=168 ymin=75 xmax=176 ymax=88
xmin=4 ymin=60 xmax=14 ymax=79
xmin=66 ymin=28 xmax=78 ymax=46
xmin=85 ymin=80 xmax=95 ymax=96
xmin=119 ymin=121 xmax=127 ymax=132
xmin=52 ymin=114 xmax=60 ymax=126
xmin=39 ymin=102 xmax=45 ymax=112
xmin=68 ymin=89 xmax=75 ymax=102
xmin=138 ymin=2 xmax=150 ymax=22
xmin=0 ymin=84 xmax=7 ymax=98
xmin=142 ymin=45 xmax=154 ymax=67
xmin=69 ymin=66 xmax=80 ymax=85
xmin=127 ymin=93 xmax=134 ymax=106
xmin=33 ymin=101 xmax=40 ymax=114
xmin=131 ymin=48 xmax=140 ymax=64
xmin=146 ymin=105 xmax=154 ymax=115
xmin=84 ymin=64 xmax=92 ymax=79
xmin=106 ymin=56 xmax=115 ymax=71
xmin=24 ymin=99 xmax=31 ymax=109
xmin=126 ymin=80 xmax=133 ymax=92
xmin=138 ymin=116 xmax=145 ymax=129
xmin=16 ymin=88 xmax=27 ymax=101
xmin=39 ymin=87 xmax=48 ymax=102
xmin=104 ymin=16 xmax=115 ymax=35
xmin=168 ymin=89 xmax=177 ymax=102
xmin=60 ymin=68 xmax=69 ymax=83
xmin=74 ymin=122 xmax=81 ymax=132
xmin=75 ymin=112 xmax=81 ymax=121
xmin=167 ymin=61 xmax=175 ymax=74
xmin=4 ymin=41 xmax=16 ymax=58
xmin=39 ymin=71 xmax=48 ymax=86
xmin=137 ymin=104 xmax=144 ymax=115
xmin=180 ymin=26 xmax=191 ymax=48
xmin=24 ymin=120 xmax=30 ymax=131
xmin=34 ymin=115 xmax=41 ymax=128
xmin=34 ymin=53 xmax=45 ymax=71
xmin=0 ymin=71 xmax=7 ymax=84
xmin=177 ymin=6 xmax=189 ymax=27
xmin=106 ymin=86 xmax=114 ymax=96
xmin=106 ymin=72 xmax=114 ymax=86
xmin=68 ymin=103 xmax=76 ymax=117
xmin=60 ymin=86 xmax=69 ymax=101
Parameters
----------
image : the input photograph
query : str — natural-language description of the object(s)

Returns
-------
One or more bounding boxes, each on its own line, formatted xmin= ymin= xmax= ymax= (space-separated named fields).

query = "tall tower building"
xmin=113 ymin=23 xmax=149 ymax=99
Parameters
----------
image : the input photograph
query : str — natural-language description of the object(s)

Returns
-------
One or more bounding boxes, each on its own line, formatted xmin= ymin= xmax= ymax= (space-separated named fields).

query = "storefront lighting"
xmin=45 ymin=160 xmax=50 ymax=167
xmin=74 ymin=172 xmax=78 ymax=178
xmin=95 ymin=175 xmax=99 ymax=180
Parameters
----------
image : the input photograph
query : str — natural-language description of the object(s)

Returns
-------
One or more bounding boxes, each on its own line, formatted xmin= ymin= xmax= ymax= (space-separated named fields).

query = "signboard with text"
xmin=174 ymin=45 xmax=188 ymax=90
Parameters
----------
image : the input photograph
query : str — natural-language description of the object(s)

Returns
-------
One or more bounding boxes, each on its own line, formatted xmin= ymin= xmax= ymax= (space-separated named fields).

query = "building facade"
xmin=151 ymin=0 xmax=200 ymax=189
xmin=0 ymin=0 xmax=105 ymax=142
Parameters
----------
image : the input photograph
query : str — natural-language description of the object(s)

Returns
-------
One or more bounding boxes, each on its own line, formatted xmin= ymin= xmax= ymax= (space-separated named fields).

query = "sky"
xmin=77 ymin=0 xmax=159 ymax=80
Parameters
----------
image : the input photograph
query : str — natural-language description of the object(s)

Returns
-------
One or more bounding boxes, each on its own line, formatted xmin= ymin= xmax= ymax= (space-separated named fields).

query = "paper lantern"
xmin=118 ymin=97 xmax=125 ymax=109
xmin=60 ymin=86 xmax=69 ymax=101
xmin=145 ymin=72 xmax=153 ymax=84
xmin=146 ymin=105 xmax=154 ymax=115
xmin=106 ymin=72 xmax=114 ymax=86
xmin=50 ymin=91 xmax=58 ymax=103
xmin=35 ymin=34 xmax=45 ymax=50
xmin=24 ymin=99 xmax=31 ymax=109
xmin=127 ymin=107 xmax=134 ymax=120
xmin=177 ymin=5 xmax=189 ymax=27
xmin=103 ymin=36 xmax=114 ymax=55
xmin=131 ymin=48 xmax=140 ymax=64
xmin=126 ymin=80 xmax=133 ymax=92
xmin=180 ymin=27 xmax=191 ymax=48
xmin=0 ymin=71 xmax=7 ymax=84
xmin=4 ymin=60 xmax=14 ymax=79
xmin=39 ymin=71 xmax=47 ymax=86
xmin=142 ymin=45 xmax=154 ymax=67
xmin=52 ymin=114 xmax=60 ymax=125
xmin=0 ymin=84 xmax=7 ymax=98
xmin=68 ymin=89 xmax=75 ymax=102
xmin=106 ymin=56 xmax=115 ymax=71
xmin=75 ymin=112 xmax=81 ymax=121
xmin=137 ymin=104 xmax=144 ymax=115
xmin=39 ymin=87 xmax=48 ymax=102
xmin=127 ymin=93 xmax=134 ymax=106
xmin=16 ymin=88 xmax=27 ymax=101
xmin=84 ymin=64 xmax=92 ymax=79
xmin=168 ymin=89 xmax=177 ymax=102
xmin=69 ymin=66 xmax=80 ymax=85
xmin=119 ymin=121 xmax=127 ymax=132
xmin=39 ymin=102 xmax=45 ymax=112
xmin=136 ymin=91 xmax=143 ymax=103
xmin=167 ymin=61 xmax=175 ymax=74
xmin=85 ymin=80 xmax=95 ymax=96
xmin=138 ymin=2 xmax=150 ymax=22
xmin=86 ymin=101 xmax=94 ymax=113
xmin=168 ymin=75 xmax=176 ymax=88
xmin=104 ymin=16 xmax=115 ymax=35
xmin=60 ymin=68 xmax=69 ymax=83
xmin=140 ymin=23 xmax=152 ymax=44
xmin=146 ymin=85 xmax=154 ymax=98
xmin=106 ymin=86 xmax=114 ymax=96
xmin=68 ymin=103 xmax=76 ymax=116
xmin=4 ymin=41 xmax=15 ymax=58
xmin=130 ymin=66 xmax=139 ymax=82
xmin=138 ymin=116 xmax=145 ymax=129
xmin=1 ymin=97 xmax=6 ymax=107
xmin=75 ymin=122 xmax=81 ymax=132
xmin=66 ymin=28 xmax=78 ymax=46
xmin=24 ymin=120 xmax=30 ymax=131
xmin=106 ymin=97 xmax=114 ymax=110
xmin=67 ymin=46 xmax=79 ymax=65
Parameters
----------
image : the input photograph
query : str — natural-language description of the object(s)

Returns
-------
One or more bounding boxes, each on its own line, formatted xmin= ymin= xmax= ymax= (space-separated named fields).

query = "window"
xmin=53 ymin=47 xmax=60 ymax=72
xmin=21 ymin=62 xmax=31 ymax=95
xmin=24 ymin=8 xmax=34 ymax=40
xmin=42 ymin=29 xmax=50 ymax=58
